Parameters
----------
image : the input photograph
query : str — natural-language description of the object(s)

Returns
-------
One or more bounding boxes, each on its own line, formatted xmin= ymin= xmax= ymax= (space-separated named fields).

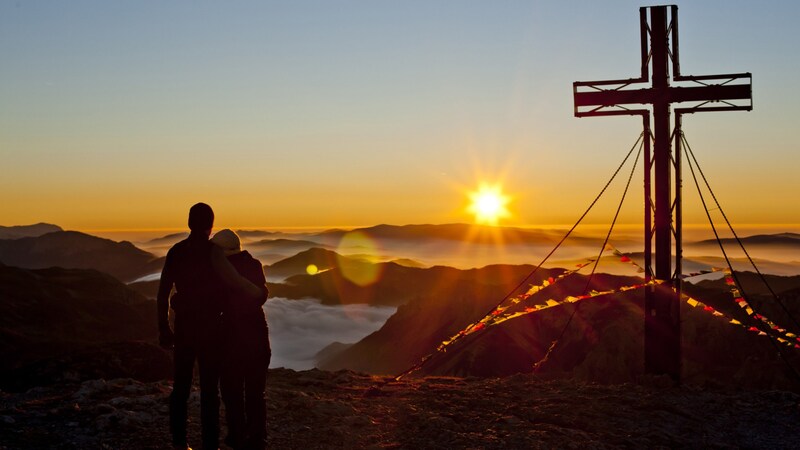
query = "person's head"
xmin=211 ymin=229 xmax=242 ymax=255
xmin=188 ymin=202 xmax=214 ymax=236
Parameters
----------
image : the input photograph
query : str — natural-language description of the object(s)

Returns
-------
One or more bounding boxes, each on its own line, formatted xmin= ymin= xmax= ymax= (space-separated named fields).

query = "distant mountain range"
xmin=691 ymin=233 xmax=800 ymax=247
xmin=149 ymin=223 xmax=578 ymax=247
xmin=0 ymin=223 xmax=62 ymax=239
xmin=552 ymin=252 xmax=800 ymax=277
xmin=0 ymin=231 xmax=163 ymax=283
xmin=312 ymin=223 xmax=605 ymax=246
xmin=247 ymin=239 xmax=333 ymax=265
xmin=143 ymin=231 xmax=188 ymax=245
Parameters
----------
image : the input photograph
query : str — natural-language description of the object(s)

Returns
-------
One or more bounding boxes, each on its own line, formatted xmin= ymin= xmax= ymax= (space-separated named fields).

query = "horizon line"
xmin=71 ymin=222 xmax=800 ymax=234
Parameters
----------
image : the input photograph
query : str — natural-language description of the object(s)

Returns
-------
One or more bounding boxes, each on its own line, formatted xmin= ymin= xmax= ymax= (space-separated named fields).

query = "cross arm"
xmin=672 ymin=72 xmax=753 ymax=114
xmin=572 ymin=79 xmax=652 ymax=117
xmin=573 ymin=73 xmax=752 ymax=117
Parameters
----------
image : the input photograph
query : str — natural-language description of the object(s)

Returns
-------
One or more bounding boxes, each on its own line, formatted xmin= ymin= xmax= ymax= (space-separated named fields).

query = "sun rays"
xmin=467 ymin=183 xmax=511 ymax=226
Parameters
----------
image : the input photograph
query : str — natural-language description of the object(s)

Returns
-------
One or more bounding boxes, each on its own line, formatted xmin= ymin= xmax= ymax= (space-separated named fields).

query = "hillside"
xmin=318 ymin=272 xmax=638 ymax=376
xmin=265 ymin=247 xmax=347 ymax=279
xmin=320 ymin=271 xmax=800 ymax=390
xmin=0 ymin=263 xmax=164 ymax=391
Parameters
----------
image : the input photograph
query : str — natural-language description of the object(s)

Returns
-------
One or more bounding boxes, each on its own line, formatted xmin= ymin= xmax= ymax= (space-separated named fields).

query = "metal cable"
xmin=534 ymin=138 xmax=643 ymax=371
xmin=393 ymin=133 xmax=644 ymax=381
xmin=682 ymin=133 xmax=800 ymax=332
xmin=683 ymin=135 xmax=800 ymax=381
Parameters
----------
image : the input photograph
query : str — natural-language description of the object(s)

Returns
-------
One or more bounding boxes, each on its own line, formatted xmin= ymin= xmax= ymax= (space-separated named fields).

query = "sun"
xmin=467 ymin=184 xmax=510 ymax=225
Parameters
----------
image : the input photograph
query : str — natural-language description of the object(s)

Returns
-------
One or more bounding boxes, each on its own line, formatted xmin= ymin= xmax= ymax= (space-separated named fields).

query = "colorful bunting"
xmin=685 ymin=294 xmax=799 ymax=349
xmin=398 ymin=243 xmax=799 ymax=382
xmin=719 ymin=268 xmax=798 ymax=346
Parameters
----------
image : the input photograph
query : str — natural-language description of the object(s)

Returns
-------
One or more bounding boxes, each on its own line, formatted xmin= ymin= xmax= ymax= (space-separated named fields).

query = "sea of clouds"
xmin=264 ymin=298 xmax=397 ymax=370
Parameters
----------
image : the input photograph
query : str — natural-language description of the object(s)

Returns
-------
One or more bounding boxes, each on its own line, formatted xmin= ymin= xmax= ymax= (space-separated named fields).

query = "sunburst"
xmin=467 ymin=184 xmax=510 ymax=225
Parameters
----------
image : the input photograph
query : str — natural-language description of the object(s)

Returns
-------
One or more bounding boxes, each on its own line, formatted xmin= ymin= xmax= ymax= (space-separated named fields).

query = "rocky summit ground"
xmin=1 ymin=368 xmax=799 ymax=449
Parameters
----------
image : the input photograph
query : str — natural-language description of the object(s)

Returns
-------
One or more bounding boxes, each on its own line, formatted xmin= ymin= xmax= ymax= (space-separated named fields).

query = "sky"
xmin=2 ymin=1 xmax=800 ymax=232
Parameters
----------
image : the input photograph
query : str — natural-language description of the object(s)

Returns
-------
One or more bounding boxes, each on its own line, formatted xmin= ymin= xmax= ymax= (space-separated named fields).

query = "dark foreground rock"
xmin=1 ymin=368 xmax=798 ymax=449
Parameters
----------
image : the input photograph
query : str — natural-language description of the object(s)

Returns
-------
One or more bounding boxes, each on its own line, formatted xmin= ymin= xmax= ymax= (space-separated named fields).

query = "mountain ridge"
xmin=0 ymin=223 xmax=63 ymax=239
xmin=0 ymin=231 xmax=163 ymax=283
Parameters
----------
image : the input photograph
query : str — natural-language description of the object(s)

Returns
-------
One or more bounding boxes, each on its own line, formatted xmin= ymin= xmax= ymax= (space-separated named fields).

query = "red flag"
xmin=620 ymin=256 xmax=631 ymax=263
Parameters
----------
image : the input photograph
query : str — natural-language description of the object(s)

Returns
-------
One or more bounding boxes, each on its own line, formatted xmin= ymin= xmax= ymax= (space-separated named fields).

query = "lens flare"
xmin=336 ymin=231 xmax=382 ymax=286
xmin=468 ymin=184 xmax=510 ymax=225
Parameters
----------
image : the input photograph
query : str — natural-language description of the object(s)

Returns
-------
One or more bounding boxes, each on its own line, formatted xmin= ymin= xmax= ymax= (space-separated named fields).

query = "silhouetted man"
xmin=157 ymin=203 xmax=262 ymax=450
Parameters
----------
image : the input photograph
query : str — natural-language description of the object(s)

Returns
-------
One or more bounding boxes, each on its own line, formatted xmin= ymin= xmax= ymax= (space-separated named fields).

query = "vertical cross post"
xmin=572 ymin=5 xmax=752 ymax=382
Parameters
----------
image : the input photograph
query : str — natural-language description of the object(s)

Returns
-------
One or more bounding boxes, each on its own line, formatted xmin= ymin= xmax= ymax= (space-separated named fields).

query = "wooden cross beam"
xmin=572 ymin=5 xmax=752 ymax=382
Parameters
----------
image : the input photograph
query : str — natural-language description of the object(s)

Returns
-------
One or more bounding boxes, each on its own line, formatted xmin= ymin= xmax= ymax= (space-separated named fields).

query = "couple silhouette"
xmin=157 ymin=203 xmax=270 ymax=450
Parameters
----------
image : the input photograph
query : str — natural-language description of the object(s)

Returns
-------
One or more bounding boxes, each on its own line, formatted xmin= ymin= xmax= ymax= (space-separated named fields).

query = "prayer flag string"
xmin=436 ymin=258 xmax=597 ymax=351
xmin=394 ymin=246 xmax=777 ymax=381
xmin=395 ymin=279 xmax=659 ymax=381
xmin=720 ymin=269 xmax=800 ymax=348
xmin=684 ymin=295 xmax=800 ymax=349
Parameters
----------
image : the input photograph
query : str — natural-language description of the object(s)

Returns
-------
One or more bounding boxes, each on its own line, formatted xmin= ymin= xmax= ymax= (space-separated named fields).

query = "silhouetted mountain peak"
xmin=0 ymin=223 xmax=63 ymax=239
xmin=266 ymin=247 xmax=348 ymax=279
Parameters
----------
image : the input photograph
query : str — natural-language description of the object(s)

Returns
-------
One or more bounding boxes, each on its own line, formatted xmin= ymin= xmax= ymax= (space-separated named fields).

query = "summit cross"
xmin=572 ymin=5 xmax=752 ymax=381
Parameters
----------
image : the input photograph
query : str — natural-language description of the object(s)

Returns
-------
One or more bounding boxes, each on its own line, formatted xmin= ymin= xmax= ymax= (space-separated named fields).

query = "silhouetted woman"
xmin=211 ymin=229 xmax=270 ymax=450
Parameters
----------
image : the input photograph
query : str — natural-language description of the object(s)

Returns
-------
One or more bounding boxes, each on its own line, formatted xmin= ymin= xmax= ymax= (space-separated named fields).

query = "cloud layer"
xmin=264 ymin=298 xmax=396 ymax=370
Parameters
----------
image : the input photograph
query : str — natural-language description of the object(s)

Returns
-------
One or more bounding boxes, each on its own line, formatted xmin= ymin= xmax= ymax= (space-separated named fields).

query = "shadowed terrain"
xmin=1 ymin=369 xmax=798 ymax=449
xmin=2 ymin=226 xmax=800 ymax=448
xmin=0 ymin=263 xmax=166 ymax=392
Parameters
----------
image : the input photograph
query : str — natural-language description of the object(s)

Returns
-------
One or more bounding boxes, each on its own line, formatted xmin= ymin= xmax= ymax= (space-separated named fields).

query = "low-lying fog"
xmin=264 ymin=298 xmax=396 ymax=370
xmin=125 ymin=224 xmax=800 ymax=371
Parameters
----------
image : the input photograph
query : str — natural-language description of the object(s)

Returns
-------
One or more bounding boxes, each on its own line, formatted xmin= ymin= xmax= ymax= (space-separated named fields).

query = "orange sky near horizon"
xmin=3 ymin=2 xmax=800 ymax=233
